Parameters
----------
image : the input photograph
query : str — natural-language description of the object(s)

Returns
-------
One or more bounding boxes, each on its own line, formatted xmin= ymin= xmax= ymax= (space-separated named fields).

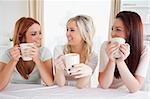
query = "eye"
xmin=70 ymin=29 xmax=75 ymax=32
xmin=39 ymin=32 xmax=42 ymax=35
xmin=111 ymin=27 xmax=113 ymax=31
xmin=31 ymin=31 xmax=37 ymax=36
xmin=116 ymin=28 xmax=122 ymax=31
xmin=66 ymin=28 xmax=68 ymax=31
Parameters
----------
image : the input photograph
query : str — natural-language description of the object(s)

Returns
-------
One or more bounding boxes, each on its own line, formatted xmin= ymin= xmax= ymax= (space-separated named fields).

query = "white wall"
xmin=0 ymin=0 xmax=28 ymax=46
xmin=44 ymin=0 xmax=111 ymax=87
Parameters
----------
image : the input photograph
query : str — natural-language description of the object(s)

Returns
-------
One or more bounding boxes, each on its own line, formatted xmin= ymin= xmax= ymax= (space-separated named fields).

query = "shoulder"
xmin=39 ymin=47 xmax=51 ymax=54
xmin=0 ymin=48 xmax=11 ymax=64
xmin=100 ymin=41 xmax=109 ymax=52
xmin=39 ymin=47 xmax=52 ymax=60
xmin=90 ymin=51 xmax=98 ymax=59
xmin=53 ymin=45 xmax=65 ymax=58
xmin=40 ymin=47 xmax=50 ymax=52
xmin=141 ymin=45 xmax=150 ymax=57
xmin=101 ymin=41 xmax=109 ymax=48
xmin=54 ymin=45 xmax=65 ymax=51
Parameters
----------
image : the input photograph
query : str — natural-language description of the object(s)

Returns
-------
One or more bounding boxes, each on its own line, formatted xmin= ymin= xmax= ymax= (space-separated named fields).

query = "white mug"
xmin=20 ymin=43 xmax=33 ymax=61
xmin=64 ymin=53 xmax=80 ymax=70
xmin=111 ymin=37 xmax=125 ymax=58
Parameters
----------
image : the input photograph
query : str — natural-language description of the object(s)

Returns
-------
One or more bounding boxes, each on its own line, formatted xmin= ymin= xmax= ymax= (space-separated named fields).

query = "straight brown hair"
xmin=114 ymin=11 xmax=143 ymax=78
xmin=13 ymin=17 xmax=40 ymax=79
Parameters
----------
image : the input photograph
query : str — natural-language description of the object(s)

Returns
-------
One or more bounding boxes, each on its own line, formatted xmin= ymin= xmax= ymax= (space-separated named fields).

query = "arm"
xmin=31 ymin=45 xmax=54 ymax=86
xmin=98 ymin=42 xmax=119 ymax=89
xmin=54 ymin=56 xmax=66 ymax=86
xmin=0 ymin=45 xmax=20 ymax=91
xmin=34 ymin=59 xmax=54 ymax=86
xmin=116 ymin=44 xmax=144 ymax=93
xmin=98 ymin=60 xmax=116 ymax=89
xmin=70 ymin=63 xmax=92 ymax=88
xmin=0 ymin=61 xmax=17 ymax=91
xmin=117 ymin=61 xmax=144 ymax=93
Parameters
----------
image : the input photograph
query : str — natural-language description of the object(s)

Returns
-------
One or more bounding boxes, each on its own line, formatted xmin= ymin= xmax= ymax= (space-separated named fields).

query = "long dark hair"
xmin=13 ymin=17 xmax=40 ymax=79
xmin=114 ymin=11 xmax=143 ymax=78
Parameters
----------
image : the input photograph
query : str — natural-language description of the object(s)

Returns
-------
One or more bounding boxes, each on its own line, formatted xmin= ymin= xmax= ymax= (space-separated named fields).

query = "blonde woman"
xmin=54 ymin=15 xmax=98 ymax=88
xmin=0 ymin=17 xmax=54 ymax=91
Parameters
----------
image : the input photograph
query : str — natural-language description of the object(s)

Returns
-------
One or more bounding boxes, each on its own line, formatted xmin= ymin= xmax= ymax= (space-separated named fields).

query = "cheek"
xmin=26 ymin=36 xmax=34 ymax=43
xmin=111 ymin=32 xmax=126 ymax=38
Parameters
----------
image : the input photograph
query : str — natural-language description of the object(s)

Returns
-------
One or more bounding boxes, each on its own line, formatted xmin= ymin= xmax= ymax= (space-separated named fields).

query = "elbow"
xmin=55 ymin=79 xmax=65 ymax=87
xmin=76 ymin=83 xmax=88 ymax=89
xmin=45 ymin=81 xmax=54 ymax=86
xmin=129 ymin=89 xmax=139 ymax=93
xmin=57 ymin=83 xmax=65 ymax=87
xmin=99 ymin=82 xmax=109 ymax=89
xmin=0 ymin=85 xmax=6 ymax=91
xmin=128 ymin=87 xmax=140 ymax=93
xmin=98 ymin=77 xmax=109 ymax=89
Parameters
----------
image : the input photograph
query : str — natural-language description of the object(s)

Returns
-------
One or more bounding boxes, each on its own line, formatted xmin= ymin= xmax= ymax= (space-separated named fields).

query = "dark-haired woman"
xmin=98 ymin=11 xmax=150 ymax=93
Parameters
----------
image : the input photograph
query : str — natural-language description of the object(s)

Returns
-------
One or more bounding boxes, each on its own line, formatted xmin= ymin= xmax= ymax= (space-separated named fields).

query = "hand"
xmin=9 ymin=45 xmax=21 ymax=61
xmin=54 ymin=55 xmax=66 ymax=72
xmin=30 ymin=43 xmax=40 ymax=62
xmin=116 ymin=43 xmax=130 ymax=62
xmin=106 ymin=42 xmax=120 ymax=62
xmin=69 ymin=63 xmax=92 ymax=78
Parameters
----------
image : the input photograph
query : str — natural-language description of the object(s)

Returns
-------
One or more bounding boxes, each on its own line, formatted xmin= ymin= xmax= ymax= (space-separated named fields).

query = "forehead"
xmin=113 ymin=18 xmax=125 ymax=28
xmin=67 ymin=21 xmax=77 ymax=28
xmin=28 ymin=23 xmax=40 ymax=31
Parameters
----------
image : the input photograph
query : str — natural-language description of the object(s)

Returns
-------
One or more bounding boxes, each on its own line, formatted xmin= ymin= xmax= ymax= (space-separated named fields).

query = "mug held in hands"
xmin=111 ymin=37 xmax=125 ymax=58
xmin=64 ymin=53 xmax=80 ymax=72
xmin=20 ymin=43 xmax=33 ymax=61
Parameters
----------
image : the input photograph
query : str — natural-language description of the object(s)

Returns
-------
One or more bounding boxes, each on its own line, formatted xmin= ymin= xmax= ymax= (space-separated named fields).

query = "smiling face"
xmin=111 ymin=18 xmax=127 ymax=40
xmin=66 ymin=21 xmax=84 ymax=47
xmin=25 ymin=23 xmax=42 ymax=47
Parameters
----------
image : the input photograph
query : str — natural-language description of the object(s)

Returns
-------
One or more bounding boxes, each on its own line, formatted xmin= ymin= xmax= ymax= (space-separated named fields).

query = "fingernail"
xmin=72 ymin=65 xmax=74 ymax=68
xmin=68 ymin=69 xmax=71 ymax=71
xmin=69 ymin=73 xmax=71 ymax=75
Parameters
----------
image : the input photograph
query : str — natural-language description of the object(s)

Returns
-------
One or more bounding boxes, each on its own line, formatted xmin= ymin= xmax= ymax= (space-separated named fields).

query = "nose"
xmin=66 ymin=31 xmax=71 ymax=37
xmin=36 ymin=33 xmax=42 ymax=40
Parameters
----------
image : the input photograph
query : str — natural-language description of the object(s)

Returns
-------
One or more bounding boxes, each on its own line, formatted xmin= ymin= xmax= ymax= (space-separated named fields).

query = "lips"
xmin=67 ymin=37 xmax=73 ymax=41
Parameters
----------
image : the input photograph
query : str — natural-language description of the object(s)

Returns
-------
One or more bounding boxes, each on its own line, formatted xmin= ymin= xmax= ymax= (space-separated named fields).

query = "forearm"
xmin=54 ymin=68 xmax=66 ymax=86
xmin=0 ymin=60 xmax=17 ymax=91
xmin=76 ymin=76 xmax=91 ymax=88
xmin=99 ymin=60 xmax=116 ymax=89
xmin=117 ymin=61 xmax=142 ymax=92
xmin=35 ymin=60 xmax=54 ymax=86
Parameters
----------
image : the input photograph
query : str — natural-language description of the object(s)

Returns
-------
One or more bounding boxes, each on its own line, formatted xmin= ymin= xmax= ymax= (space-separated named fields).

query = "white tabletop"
xmin=0 ymin=84 xmax=149 ymax=99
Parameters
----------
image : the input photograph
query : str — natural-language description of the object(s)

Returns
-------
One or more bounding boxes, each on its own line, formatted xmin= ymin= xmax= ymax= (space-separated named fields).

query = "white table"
xmin=0 ymin=84 xmax=149 ymax=99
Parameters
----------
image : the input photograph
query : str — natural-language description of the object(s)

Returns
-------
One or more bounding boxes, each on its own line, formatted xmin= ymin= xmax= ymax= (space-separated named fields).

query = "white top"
xmin=99 ymin=41 xmax=150 ymax=88
xmin=0 ymin=47 xmax=52 ymax=84
xmin=54 ymin=45 xmax=98 ymax=86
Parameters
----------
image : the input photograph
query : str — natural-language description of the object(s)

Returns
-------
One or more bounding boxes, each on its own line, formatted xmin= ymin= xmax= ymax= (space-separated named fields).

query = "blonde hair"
xmin=64 ymin=15 xmax=95 ymax=60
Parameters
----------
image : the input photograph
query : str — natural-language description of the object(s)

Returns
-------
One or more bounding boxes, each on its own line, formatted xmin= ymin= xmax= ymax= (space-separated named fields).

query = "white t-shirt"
xmin=0 ymin=47 xmax=52 ymax=84
xmin=99 ymin=41 xmax=150 ymax=88
xmin=54 ymin=45 xmax=98 ymax=86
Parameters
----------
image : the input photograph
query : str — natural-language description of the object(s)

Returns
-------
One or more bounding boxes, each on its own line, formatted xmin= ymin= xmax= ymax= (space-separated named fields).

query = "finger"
xmin=74 ymin=74 xmax=87 ymax=78
xmin=70 ymin=70 xmax=83 ymax=76
xmin=70 ymin=66 xmax=82 ymax=73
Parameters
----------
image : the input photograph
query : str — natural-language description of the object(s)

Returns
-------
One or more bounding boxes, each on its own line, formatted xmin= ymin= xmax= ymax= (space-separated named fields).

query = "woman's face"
xmin=66 ymin=21 xmax=84 ymax=46
xmin=25 ymin=23 xmax=42 ymax=47
xmin=111 ymin=18 xmax=127 ymax=39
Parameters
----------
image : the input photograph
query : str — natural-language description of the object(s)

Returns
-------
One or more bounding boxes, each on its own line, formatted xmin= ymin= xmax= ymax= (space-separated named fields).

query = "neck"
xmin=70 ymin=43 xmax=84 ymax=54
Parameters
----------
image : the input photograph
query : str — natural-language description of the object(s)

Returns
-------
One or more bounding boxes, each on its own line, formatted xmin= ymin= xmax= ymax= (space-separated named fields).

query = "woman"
xmin=54 ymin=15 xmax=98 ymax=88
xmin=98 ymin=11 xmax=150 ymax=92
xmin=0 ymin=17 xmax=54 ymax=91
